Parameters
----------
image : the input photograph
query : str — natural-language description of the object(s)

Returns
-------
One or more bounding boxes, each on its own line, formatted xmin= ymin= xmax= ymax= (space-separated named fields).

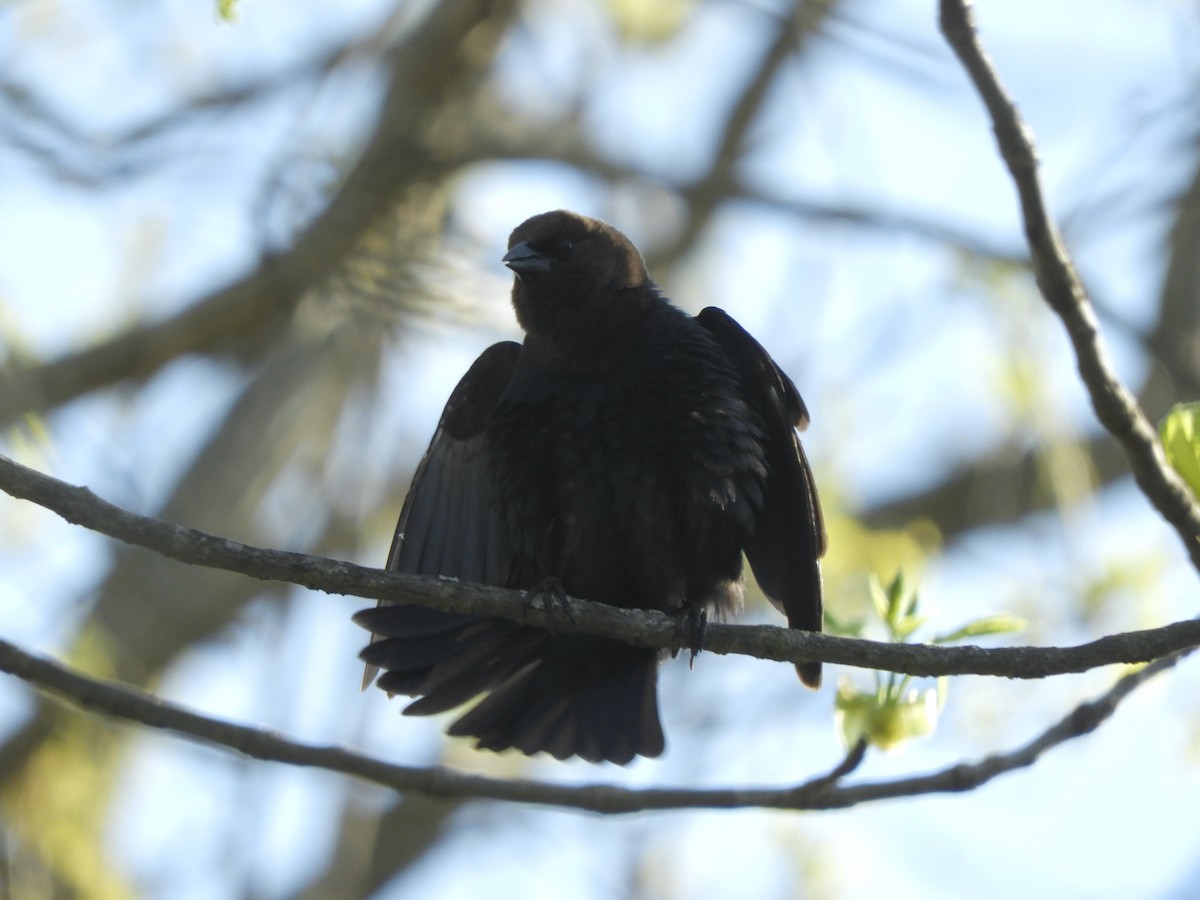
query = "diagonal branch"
xmin=0 ymin=637 xmax=1186 ymax=813
xmin=3 ymin=451 xmax=1199 ymax=678
xmin=939 ymin=0 xmax=1200 ymax=573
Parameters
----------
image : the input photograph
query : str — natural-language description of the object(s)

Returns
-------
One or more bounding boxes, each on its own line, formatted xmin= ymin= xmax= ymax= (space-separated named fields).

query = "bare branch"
xmin=0 ymin=637 xmax=1185 ymax=813
xmin=3 ymin=452 xmax=1198 ymax=677
xmin=939 ymin=0 xmax=1200 ymax=572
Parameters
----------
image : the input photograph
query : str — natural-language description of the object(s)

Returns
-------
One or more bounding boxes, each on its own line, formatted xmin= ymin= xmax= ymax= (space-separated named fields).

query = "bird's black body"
xmin=356 ymin=210 xmax=824 ymax=764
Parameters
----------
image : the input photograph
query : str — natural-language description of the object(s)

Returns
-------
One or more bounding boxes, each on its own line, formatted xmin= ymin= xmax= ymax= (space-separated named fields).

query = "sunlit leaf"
xmin=1160 ymin=401 xmax=1200 ymax=500
xmin=868 ymin=574 xmax=890 ymax=624
xmin=607 ymin=0 xmax=693 ymax=43
xmin=835 ymin=680 xmax=941 ymax=751
xmin=893 ymin=613 xmax=929 ymax=641
xmin=893 ymin=687 xmax=940 ymax=743
xmin=834 ymin=683 xmax=878 ymax=749
xmin=823 ymin=609 xmax=865 ymax=638
xmin=933 ymin=614 xmax=1027 ymax=645
xmin=885 ymin=570 xmax=910 ymax=625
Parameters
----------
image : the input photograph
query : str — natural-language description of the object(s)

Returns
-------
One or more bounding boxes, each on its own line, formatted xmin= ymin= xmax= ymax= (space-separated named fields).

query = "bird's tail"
xmin=355 ymin=606 xmax=664 ymax=765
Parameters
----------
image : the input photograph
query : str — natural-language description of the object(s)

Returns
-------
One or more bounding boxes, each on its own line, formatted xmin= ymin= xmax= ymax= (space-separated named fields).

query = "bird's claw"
xmin=524 ymin=575 xmax=575 ymax=633
xmin=671 ymin=607 xmax=708 ymax=669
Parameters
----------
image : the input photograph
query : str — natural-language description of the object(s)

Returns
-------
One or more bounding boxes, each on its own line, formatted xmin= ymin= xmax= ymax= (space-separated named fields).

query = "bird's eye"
xmin=530 ymin=238 xmax=574 ymax=261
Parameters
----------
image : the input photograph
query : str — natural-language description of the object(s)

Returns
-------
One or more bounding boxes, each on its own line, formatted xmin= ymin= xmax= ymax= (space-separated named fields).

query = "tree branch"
xmin=0 ymin=636 xmax=1185 ymax=813
xmin=939 ymin=0 xmax=1200 ymax=573
xmin=3 ymin=452 xmax=1198 ymax=678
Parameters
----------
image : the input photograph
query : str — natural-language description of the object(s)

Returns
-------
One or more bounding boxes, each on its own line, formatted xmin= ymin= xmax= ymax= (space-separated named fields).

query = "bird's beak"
xmin=503 ymin=241 xmax=553 ymax=278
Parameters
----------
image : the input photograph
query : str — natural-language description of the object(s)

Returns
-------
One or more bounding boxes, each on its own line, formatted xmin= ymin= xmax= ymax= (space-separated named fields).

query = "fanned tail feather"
xmin=356 ymin=604 xmax=663 ymax=765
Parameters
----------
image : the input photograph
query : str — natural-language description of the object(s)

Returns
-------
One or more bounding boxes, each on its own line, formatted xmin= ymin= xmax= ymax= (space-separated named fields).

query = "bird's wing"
xmin=386 ymin=341 xmax=522 ymax=583
xmin=360 ymin=341 xmax=522 ymax=689
xmin=696 ymin=307 xmax=826 ymax=688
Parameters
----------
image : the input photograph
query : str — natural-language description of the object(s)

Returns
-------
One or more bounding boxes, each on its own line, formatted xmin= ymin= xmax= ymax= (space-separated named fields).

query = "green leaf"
xmin=823 ymin=610 xmax=865 ymax=638
xmin=885 ymin=570 xmax=910 ymax=625
xmin=932 ymin=613 xmax=1027 ymax=645
xmin=892 ymin=613 xmax=929 ymax=641
xmin=834 ymin=684 xmax=879 ymax=749
xmin=835 ymin=680 xmax=941 ymax=751
xmin=893 ymin=688 xmax=939 ymax=742
xmin=607 ymin=0 xmax=694 ymax=43
xmin=868 ymin=574 xmax=890 ymax=623
xmin=1160 ymin=401 xmax=1200 ymax=500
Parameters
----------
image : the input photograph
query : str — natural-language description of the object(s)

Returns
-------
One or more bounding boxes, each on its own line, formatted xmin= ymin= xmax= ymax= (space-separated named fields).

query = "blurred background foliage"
xmin=1 ymin=0 xmax=1199 ymax=897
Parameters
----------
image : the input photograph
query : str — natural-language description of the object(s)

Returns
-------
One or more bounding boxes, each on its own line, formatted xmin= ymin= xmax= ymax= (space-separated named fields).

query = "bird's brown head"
xmin=504 ymin=210 xmax=654 ymax=344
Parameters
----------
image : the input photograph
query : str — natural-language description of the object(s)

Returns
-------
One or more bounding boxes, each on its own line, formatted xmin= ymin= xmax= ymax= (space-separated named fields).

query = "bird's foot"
xmin=524 ymin=575 xmax=575 ymax=633
xmin=671 ymin=607 xmax=708 ymax=669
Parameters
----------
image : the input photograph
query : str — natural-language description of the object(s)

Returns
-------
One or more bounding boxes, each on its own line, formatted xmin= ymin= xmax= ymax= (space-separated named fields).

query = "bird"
xmin=354 ymin=209 xmax=825 ymax=765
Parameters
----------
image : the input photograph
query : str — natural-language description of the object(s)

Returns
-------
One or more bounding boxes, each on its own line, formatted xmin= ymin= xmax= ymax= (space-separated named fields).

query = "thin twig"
xmin=0 ymin=638 xmax=1184 ymax=813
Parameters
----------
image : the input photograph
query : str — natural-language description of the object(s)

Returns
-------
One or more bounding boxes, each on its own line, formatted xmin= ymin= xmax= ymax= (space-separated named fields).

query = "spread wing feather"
xmin=359 ymin=342 xmax=528 ymax=691
xmin=696 ymin=307 xmax=826 ymax=687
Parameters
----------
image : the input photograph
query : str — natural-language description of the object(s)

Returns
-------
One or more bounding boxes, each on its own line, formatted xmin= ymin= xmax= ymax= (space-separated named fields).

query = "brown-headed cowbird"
xmin=355 ymin=210 xmax=825 ymax=765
